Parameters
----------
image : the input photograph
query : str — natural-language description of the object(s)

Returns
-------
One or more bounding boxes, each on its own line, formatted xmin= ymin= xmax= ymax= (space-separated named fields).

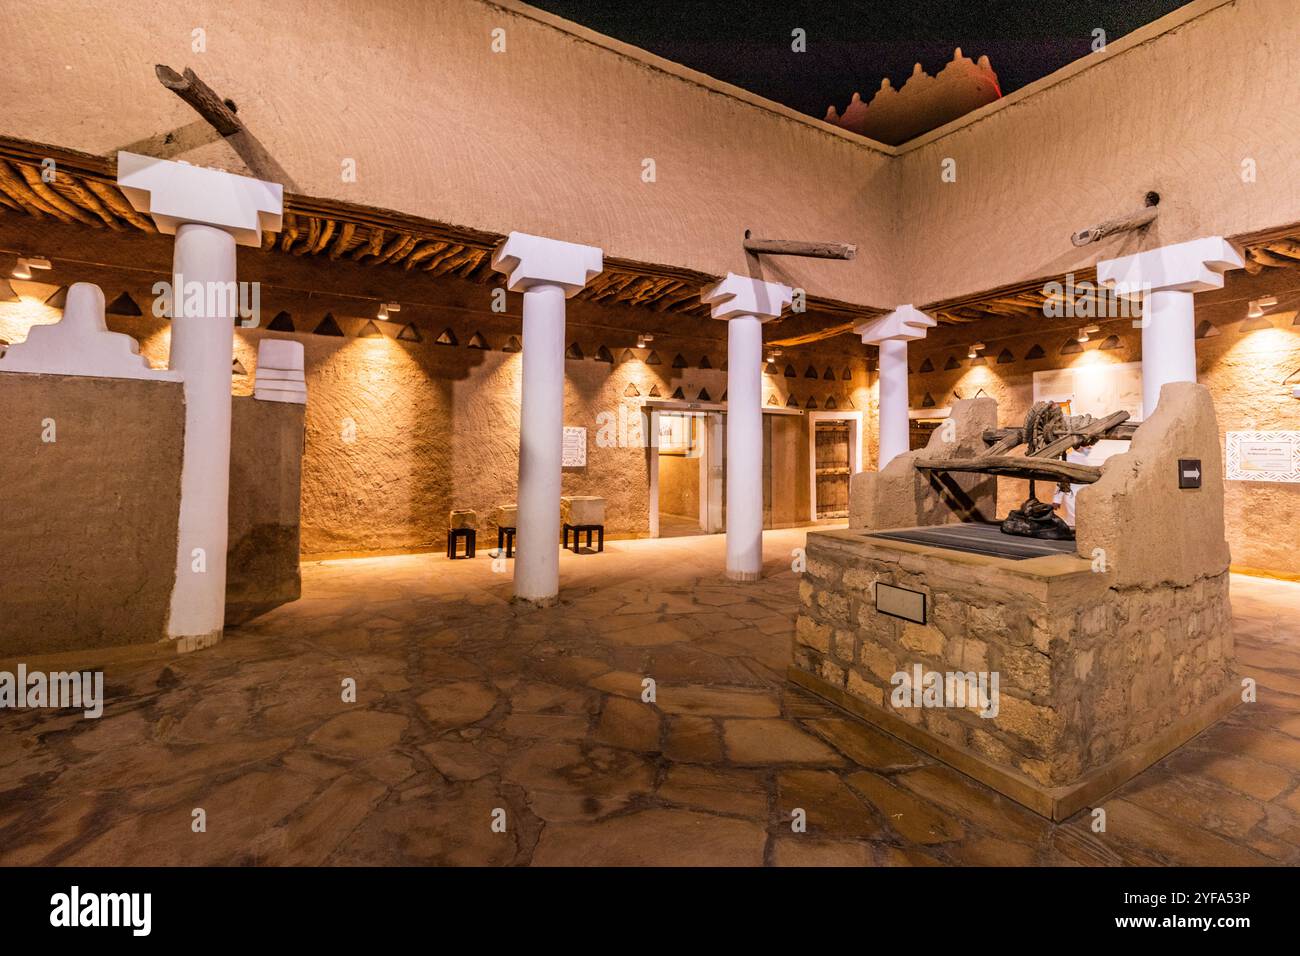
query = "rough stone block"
xmin=449 ymin=509 xmax=477 ymax=530
xmin=795 ymin=615 xmax=831 ymax=654
xmin=847 ymin=670 xmax=884 ymax=707
xmin=900 ymin=622 xmax=945 ymax=658
xmin=818 ymin=659 xmax=846 ymax=688
xmin=561 ymin=495 xmax=605 ymax=525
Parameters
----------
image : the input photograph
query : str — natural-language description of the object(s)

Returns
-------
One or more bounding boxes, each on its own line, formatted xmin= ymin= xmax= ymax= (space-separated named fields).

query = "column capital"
xmin=855 ymin=304 xmax=936 ymax=345
xmin=1097 ymin=236 xmax=1244 ymax=297
xmin=700 ymin=273 xmax=792 ymax=321
xmin=116 ymin=151 xmax=283 ymax=247
xmin=491 ymin=231 xmax=603 ymax=297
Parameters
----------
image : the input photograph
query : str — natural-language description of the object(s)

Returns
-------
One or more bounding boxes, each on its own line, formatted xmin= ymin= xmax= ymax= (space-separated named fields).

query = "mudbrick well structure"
xmin=794 ymin=382 xmax=1236 ymax=819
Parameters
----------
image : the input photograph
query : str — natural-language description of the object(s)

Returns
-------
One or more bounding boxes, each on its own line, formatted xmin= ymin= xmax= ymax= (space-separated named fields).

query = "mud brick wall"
xmin=794 ymin=530 xmax=1235 ymax=789
xmin=226 ymin=396 xmax=306 ymax=626
xmin=0 ymin=373 xmax=183 ymax=656
xmin=0 ymin=375 xmax=306 ymax=655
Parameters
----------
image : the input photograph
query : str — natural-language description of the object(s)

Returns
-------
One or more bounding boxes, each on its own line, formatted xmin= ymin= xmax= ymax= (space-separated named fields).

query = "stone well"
xmin=790 ymin=383 xmax=1238 ymax=820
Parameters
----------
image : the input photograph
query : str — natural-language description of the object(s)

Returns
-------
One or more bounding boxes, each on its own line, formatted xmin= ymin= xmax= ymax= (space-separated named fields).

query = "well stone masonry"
xmin=791 ymin=383 xmax=1239 ymax=820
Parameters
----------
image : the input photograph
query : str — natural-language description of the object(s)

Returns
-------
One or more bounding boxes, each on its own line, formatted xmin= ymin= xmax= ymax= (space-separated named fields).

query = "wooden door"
xmin=814 ymin=421 xmax=850 ymax=518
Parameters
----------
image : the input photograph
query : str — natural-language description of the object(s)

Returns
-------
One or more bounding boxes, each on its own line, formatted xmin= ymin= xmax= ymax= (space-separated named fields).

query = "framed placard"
xmin=1226 ymin=431 xmax=1300 ymax=483
xmin=562 ymin=426 xmax=587 ymax=468
xmin=876 ymin=582 xmax=927 ymax=625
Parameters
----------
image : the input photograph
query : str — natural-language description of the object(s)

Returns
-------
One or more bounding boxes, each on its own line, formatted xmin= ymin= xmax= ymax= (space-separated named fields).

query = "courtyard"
xmin=1 ymin=528 xmax=1296 ymax=867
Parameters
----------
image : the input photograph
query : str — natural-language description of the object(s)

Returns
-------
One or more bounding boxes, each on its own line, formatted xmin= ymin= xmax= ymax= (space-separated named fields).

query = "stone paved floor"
xmin=2 ymin=528 xmax=1298 ymax=866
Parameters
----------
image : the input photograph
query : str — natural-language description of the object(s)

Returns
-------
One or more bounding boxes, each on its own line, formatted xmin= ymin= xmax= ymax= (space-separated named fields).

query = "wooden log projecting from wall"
xmin=743 ymin=231 xmax=856 ymax=260
xmin=155 ymin=65 xmax=243 ymax=136
xmin=1070 ymin=199 xmax=1158 ymax=248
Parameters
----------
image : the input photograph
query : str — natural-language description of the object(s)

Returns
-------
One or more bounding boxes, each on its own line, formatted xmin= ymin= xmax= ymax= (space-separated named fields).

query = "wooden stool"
xmin=497 ymin=526 xmax=516 ymax=558
xmin=563 ymin=523 xmax=604 ymax=554
xmin=493 ymin=504 xmax=518 ymax=559
xmin=447 ymin=528 xmax=476 ymax=559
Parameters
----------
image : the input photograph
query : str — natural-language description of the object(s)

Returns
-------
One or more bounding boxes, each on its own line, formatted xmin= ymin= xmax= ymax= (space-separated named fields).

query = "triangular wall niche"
xmin=314 ymin=313 xmax=344 ymax=336
xmin=268 ymin=311 xmax=295 ymax=332
xmin=107 ymin=292 xmax=143 ymax=316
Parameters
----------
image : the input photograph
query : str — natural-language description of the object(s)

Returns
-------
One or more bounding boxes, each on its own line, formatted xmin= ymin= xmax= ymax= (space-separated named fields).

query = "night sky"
xmin=527 ymin=0 xmax=1195 ymax=119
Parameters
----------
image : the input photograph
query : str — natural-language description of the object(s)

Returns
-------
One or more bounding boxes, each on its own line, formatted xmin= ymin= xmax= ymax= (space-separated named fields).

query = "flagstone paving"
xmin=1 ymin=529 xmax=1298 ymax=866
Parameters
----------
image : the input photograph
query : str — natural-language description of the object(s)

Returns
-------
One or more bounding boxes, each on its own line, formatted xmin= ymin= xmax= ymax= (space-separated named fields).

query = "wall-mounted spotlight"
xmin=1077 ymin=324 xmax=1101 ymax=343
xmin=637 ymin=333 xmax=654 ymax=349
xmin=1243 ymin=297 xmax=1278 ymax=331
xmin=967 ymin=341 xmax=986 ymax=359
xmin=377 ymin=301 xmax=401 ymax=320
xmin=12 ymin=256 xmax=52 ymax=280
xmin=1247 ymin=296 xmax=1277 ymax=319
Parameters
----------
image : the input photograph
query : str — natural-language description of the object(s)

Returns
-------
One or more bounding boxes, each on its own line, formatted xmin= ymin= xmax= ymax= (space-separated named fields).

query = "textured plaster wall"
xmin=4 ymin=1 xmax=1297 ymax=314
xmin=0 ymin=0 xmax=895 ymax=306
xmin=898 ymin=0 xmax=1300 ymax=305
xmin=0 ymin=373 xmax=183 ymax=655
xmin=0 ymin=231 xmax=870 ymax=558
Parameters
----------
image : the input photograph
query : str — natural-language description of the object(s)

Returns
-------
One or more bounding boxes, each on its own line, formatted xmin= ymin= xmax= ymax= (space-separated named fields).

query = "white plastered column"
xmin=1097 ymin=236 xmax=1243 ymax=417
xmin=492 ymin=232 xmax=603 ymax=605
xmin=855 ymin=305 xmax=936 ymax=469
xmin=117 ymin=152 xmax=283 ymax=648
xmin=701 ymin=273 xmax=793 ymax=582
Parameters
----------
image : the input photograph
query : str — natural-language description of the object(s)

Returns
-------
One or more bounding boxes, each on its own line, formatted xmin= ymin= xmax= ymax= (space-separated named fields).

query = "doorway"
xmin=647 ymin=405 xmax=724 ymax=538
xmin=806 ymin=411 xmax=863 ymax=522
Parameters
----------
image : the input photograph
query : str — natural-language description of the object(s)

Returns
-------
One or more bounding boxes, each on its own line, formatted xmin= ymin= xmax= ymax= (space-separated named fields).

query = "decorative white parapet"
xmin=855 ymin=304 xmax=936 ymax=469
xmin=253 ymin=338 xmax=306 ymax=404
xmin=1097 ymin=236 xmax=1243 ymax=417
xmin=491 ymin=232 xmax=603 ymax=605
xmin=0 ymin=282 xmax=180 ymax=381
xmin=117 ymin=151 xmax=283 ymax=649
xmin=701 ymin=273 xmax=793 ymax=582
